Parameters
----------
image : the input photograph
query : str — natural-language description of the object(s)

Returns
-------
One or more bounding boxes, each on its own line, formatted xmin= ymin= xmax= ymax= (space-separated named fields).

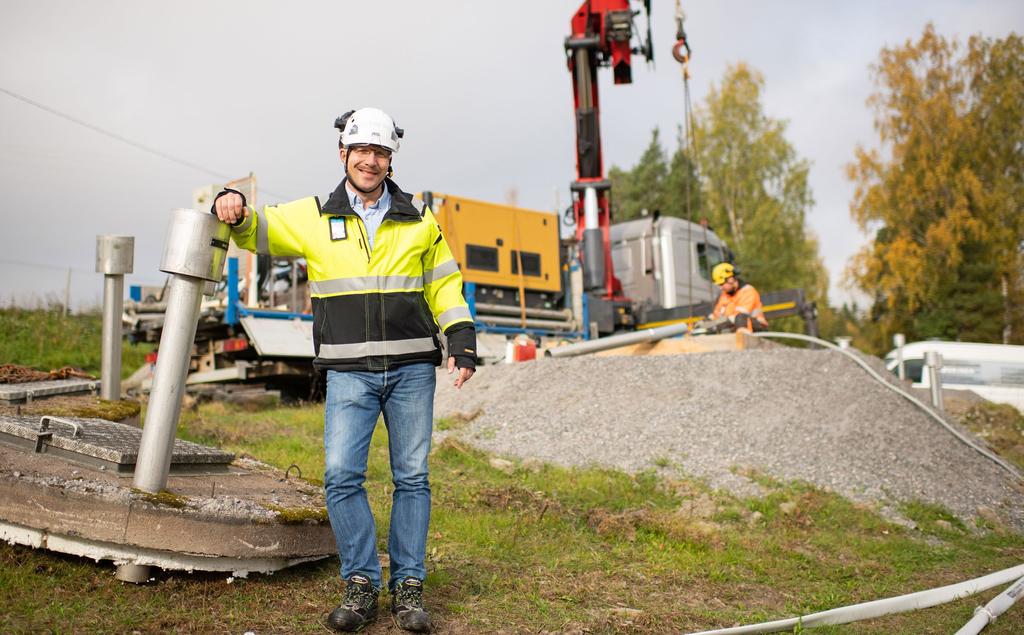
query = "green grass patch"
xmin=954 ymin=401 xmax=1024 ymax=471
xmin=3 ymin=400 xmax=1023 ymax=633
xmin=0 ymin=307 xmax=152 ymax=378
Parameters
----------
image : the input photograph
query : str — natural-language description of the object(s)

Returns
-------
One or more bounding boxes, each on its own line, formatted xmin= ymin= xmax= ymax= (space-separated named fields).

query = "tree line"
xmin=608 ymin=25 xmax=1022 ymax=352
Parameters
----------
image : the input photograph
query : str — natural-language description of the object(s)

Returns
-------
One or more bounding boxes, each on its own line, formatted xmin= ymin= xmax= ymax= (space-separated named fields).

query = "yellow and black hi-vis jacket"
xmin=228 ymin=177 xmax=476 ymax=372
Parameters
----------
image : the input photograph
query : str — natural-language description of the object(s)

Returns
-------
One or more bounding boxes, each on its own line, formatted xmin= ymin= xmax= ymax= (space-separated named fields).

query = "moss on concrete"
xmin=133 ymin=489 xmax=188 ymax=509
xmin=262 ymin=503 xmax=329 ymax=524
xmin=6 ymin=398 xmax=141 ymax=422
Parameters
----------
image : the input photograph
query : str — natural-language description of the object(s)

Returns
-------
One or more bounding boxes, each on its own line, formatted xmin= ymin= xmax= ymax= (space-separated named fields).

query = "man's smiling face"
xmin=342 ymin=145 xmax=391 ymax=193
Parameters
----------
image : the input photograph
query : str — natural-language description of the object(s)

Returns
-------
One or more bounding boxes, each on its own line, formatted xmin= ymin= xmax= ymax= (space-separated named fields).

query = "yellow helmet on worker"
xmin=712 ymin=262 xmax=736 ymax=286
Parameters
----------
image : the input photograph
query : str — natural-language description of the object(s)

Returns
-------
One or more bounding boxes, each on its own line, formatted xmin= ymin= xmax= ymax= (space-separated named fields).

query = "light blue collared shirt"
xmin=346 ymin=183 xmax=391 ymax=251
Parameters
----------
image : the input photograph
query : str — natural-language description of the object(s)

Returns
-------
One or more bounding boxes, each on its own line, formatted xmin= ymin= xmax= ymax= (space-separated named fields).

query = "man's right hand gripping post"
xmin=212 ymin=189 xmax=248 ymax=226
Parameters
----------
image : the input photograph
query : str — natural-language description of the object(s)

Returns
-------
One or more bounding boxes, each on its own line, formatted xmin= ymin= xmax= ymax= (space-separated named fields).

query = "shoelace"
xmin=343 ymin=582 xmax=377 ymax=609
xmin=394 ymin=583 xmax=423 ymax=610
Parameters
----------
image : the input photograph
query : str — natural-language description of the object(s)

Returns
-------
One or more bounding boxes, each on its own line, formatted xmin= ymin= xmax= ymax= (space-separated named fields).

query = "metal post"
xmin=96 ymin=236 xmax=134 ymax=401
xmin=925 ymin=350 xmax=944 ymax=413
xmin=116 ymin=209 xmax=229 ymax=584
xmin=63 ymin=268 xmax=72 ymax=316
xmin=893 ymin=333 xmax=906 ymax=381
xmin=835 ymin=336 xmax=852 ymax=350
xmin=133 ymin=274 xmax=204 ymax=492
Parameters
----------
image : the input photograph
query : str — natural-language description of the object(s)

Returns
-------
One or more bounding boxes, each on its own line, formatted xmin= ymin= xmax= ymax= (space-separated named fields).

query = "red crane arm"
xmin=565 ymin=0 xmax=649 ymax=299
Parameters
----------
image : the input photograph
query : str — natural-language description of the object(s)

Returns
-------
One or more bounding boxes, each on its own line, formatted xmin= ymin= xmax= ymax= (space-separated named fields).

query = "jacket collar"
xmin=320 ymin=177 xmax=423 ymax=222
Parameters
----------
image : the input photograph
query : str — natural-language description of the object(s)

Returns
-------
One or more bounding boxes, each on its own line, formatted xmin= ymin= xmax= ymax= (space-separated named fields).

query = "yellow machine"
xmin=421 ymin=192 xmax=561 ymax=294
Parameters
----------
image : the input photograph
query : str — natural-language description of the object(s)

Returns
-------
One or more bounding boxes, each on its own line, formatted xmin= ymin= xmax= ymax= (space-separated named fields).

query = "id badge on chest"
xmin=329 ymin=217 xmax=347 ymax=241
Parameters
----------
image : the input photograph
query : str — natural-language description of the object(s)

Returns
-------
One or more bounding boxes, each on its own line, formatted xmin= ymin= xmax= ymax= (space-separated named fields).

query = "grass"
xmin=0 ymin=307 xmax=152 ymax=378
xmin=3 ymin=400 xmax=1023 ymax=633
xmin=954 ymin=401 xmax=1024 ymax=470
xmin=2 ymin=307 xmax=1022 ymax=632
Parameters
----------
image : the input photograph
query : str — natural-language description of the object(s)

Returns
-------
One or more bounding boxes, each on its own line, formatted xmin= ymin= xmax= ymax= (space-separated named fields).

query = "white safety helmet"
xmin=336 ymin=107 xmax=403 ymax=153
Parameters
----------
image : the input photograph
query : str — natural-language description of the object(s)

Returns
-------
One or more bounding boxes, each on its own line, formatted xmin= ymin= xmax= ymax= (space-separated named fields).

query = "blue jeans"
xmin=323 ymin=363 xmax=435 ymax=591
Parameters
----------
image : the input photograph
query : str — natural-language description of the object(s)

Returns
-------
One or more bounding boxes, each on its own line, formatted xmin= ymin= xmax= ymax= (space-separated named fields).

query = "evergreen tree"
xmin=662 ymin=127 xmax=703 ymax=222
xmin=608 ymin=129 xmax=668 ymax=221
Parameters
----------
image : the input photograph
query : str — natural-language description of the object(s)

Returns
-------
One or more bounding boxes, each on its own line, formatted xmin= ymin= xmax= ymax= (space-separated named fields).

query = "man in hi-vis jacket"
xmin=213 ymin=107 xmax=475 ymax=633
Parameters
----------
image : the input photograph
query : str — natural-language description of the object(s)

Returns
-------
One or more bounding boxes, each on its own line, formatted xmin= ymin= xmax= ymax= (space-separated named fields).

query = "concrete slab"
xmin=0 ymin=442 xmax=336 ymax=573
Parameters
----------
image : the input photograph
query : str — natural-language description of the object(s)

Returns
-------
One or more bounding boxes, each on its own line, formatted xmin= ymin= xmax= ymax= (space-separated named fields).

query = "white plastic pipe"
xmin=955 ymin=575 xmax=1024 ymax=635
xmin=750 ymin=332 xmax=1022 ymax=481
xmin=688 ymin=564 xmax=1024 ymax=635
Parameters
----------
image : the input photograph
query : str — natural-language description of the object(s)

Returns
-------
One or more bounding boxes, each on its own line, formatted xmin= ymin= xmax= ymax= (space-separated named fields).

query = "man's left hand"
xmin=447 ymin=356 xmax=474 ymax=389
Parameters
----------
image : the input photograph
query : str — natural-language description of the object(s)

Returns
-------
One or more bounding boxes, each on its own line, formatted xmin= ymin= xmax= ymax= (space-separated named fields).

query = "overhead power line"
xmin=0 ymin=85 xmax=296 ymax=201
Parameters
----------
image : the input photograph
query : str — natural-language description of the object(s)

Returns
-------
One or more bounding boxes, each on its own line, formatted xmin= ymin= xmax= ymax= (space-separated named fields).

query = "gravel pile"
xmin=434 ymin=349 xmax=1024 ymax=531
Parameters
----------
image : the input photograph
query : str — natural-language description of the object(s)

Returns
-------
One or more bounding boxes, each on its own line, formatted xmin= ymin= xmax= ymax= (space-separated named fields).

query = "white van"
xmin=884 ymin=341 xmax=1024 ymax=413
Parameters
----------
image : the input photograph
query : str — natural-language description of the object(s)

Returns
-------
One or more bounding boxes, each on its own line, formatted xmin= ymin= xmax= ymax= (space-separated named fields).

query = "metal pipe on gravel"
xmin=545 ymin=323 xmax=689 ymax=358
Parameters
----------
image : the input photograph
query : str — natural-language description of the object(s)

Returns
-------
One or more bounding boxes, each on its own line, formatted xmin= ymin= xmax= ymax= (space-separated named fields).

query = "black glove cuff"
xmin=444 ymin=323 xmax=477 ymax=370
xmin=211 ymin=188 xmax=247 ymax=227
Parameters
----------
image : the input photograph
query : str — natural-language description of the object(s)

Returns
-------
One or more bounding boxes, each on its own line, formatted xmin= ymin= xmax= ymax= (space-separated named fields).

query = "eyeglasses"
xmin=349 ymin=146 xmax=392 ymax=160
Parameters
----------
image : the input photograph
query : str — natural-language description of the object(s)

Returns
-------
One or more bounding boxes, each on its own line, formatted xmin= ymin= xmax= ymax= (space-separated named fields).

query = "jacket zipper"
xmin=355 ymin=218 xmax=371 ymax=264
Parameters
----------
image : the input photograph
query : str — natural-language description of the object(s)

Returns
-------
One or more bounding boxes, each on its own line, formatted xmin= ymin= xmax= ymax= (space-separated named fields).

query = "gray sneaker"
xmin=326 ymin=574 xmax=379 ymax=632
xmin=391 ymin=577 xmax=432 ymax=632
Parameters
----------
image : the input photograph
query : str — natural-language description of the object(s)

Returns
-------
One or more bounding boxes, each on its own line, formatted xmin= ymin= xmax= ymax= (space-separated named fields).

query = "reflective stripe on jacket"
xmin=230 ymin=177 xmax=475 ymax=372
xmin=712 ymin=283 xmax=767 ymax=325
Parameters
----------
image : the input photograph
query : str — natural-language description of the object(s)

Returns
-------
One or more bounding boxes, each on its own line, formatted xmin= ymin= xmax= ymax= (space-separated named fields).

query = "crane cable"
xmin=675 ymin=1 xmax=699 ymax=318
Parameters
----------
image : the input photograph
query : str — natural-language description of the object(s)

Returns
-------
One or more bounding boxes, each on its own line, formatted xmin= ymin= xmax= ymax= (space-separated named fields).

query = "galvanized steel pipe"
xmin=117 ymin=210 xmax=229 ymax=584
xmin=96 ymin=235 xmax=134 ymax=401
xmin=545 ymin=322 xmax=688 ymax=358
xmin=133 ymin=275 xmax=205 ymax=493
xmin=133 ymin=209 xmax=230 ymax=494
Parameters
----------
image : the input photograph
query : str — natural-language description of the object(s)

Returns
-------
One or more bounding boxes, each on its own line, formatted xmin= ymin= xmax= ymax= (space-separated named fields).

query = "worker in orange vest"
xmin=709 ymin=263 xmax=768 ymax=333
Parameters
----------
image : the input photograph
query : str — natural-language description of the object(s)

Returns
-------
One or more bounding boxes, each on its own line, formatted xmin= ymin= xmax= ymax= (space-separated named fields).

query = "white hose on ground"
xmin=955 ymin=575 xmax=1024 ymax=635
xmin=751 ymin=331 xmax=1023 ymax=482
xmin=687 ymin=564 xmax=1024 ymax=635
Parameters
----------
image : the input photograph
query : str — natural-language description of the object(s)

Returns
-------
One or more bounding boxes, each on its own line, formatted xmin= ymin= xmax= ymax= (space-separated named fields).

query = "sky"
xmin=1 ymin=0 xmax=1021 ymax=311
